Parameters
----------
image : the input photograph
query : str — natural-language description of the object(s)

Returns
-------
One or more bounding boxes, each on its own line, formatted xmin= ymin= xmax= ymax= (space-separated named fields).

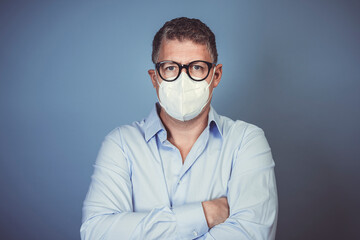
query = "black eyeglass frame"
xmin=155 ymin=60 xmax=215 ymax=82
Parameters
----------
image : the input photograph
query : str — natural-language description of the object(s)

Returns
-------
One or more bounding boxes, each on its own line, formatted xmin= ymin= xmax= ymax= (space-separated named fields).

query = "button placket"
xmin=169 ymin=145 xmax=186 ymax=207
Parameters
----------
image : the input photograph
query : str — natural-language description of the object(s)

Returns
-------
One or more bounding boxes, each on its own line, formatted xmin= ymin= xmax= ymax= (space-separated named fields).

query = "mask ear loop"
xmin=206 ymin=66 xmax=216 ymax=89
xmin=207 ymin=65 xmax=216 ymax=89
xmin=155 ymin=69 xmax=170 ymax=113
xmin=200 ymin=66 xmax=216 ymax=110
xmin=154 ymin=69 xmax=162 ymax=87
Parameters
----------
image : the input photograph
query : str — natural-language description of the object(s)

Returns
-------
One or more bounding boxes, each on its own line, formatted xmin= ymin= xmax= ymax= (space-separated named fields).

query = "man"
xmin=81 ymin=17 xmax=278 ymax=239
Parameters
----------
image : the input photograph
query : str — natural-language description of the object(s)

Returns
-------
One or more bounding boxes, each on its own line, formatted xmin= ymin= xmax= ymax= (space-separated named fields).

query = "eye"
xmin=192 ymin=65 xmax=203 ymax=71
xmin=166 ymin=66 xmax=176 ymax=71
xmin=161 ymin=62 xmax=178 ymax=72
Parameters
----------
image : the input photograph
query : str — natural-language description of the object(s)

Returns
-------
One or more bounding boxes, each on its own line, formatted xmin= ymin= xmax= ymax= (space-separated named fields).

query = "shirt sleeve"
xmin=80 ymin=129 xmax=209 ymax=240
xmin=197 ymin=124 xmax=278 ymax=240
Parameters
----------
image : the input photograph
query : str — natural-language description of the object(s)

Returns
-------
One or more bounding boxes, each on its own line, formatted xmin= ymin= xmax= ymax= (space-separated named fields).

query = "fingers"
xmin=202 ymin=197 xmax=230 ymax=228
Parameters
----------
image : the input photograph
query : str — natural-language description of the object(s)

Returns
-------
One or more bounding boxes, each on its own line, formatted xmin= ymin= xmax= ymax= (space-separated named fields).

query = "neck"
xmin=159 ymin=104 xmax=211 ymax=162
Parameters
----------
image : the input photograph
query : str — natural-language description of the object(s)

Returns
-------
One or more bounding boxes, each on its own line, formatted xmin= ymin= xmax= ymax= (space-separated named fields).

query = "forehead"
xmin=158 ymin=39 xmax=212 ymax=64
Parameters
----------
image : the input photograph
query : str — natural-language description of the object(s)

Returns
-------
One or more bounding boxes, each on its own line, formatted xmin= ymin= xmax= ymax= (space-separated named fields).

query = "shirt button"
xmin=192 ymin=230 xmax=198 ymax=237
xmin=177 ymin=180 xmax=181 ymax=185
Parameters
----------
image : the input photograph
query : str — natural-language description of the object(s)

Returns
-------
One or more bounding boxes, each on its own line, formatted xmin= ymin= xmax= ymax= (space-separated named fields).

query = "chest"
xmin=127 ymin=135 xmax=235 ymax=212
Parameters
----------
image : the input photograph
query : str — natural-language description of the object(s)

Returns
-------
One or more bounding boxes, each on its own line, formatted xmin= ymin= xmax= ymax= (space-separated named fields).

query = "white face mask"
xmin=156 ymin=68 xmax=216 ymax=121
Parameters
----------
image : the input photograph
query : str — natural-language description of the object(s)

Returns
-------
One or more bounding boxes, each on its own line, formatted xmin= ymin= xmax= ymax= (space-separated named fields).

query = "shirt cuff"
xmin=172 ymin=202 xmax=209 ymax=239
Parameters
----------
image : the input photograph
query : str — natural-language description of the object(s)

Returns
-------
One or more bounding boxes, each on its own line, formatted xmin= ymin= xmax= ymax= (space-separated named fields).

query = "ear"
xmin=213 ymin=64 xmax=223 ymax=88
xmin=148 ymin=69 xmax=157 ymax=88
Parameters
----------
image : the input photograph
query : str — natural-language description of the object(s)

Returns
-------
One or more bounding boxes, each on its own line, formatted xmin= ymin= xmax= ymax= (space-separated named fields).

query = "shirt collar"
xmin=144 ymin=103 xmax=166 ymax=142
xmin=208 ymin=105 xmax=223 ymax=138
xmin=144 ymin=102 xmax=223 ymax=142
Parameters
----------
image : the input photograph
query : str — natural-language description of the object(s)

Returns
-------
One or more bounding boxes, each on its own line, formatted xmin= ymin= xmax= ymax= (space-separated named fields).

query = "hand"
xmin=202 ymin=197 xmax=229 ymax=229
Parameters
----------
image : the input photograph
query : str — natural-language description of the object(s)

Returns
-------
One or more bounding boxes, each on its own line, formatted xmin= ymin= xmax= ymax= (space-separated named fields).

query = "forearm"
xmin=81 ymin=202 xmax=208 ymax=240
xmin=80 ymin=211 xmax=148 ymax=239
xmin=196 ymin=214 xmax=277 ymax=240
xmin=197 ymin=167 xmax=278 ymax=240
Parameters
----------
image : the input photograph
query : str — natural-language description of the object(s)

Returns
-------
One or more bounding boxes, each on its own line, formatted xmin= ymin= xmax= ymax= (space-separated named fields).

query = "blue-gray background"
xmin=1 ymin=0 xmax=359 ymax=239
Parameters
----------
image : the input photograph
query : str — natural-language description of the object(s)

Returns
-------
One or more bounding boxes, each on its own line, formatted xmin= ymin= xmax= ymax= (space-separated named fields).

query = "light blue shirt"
xmin=81 ymin=103 xmax=278 ymax=239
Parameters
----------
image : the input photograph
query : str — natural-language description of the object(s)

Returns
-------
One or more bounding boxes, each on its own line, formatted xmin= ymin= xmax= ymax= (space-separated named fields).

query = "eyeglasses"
xmin=155 ymin=60 xmax=215 ymax=82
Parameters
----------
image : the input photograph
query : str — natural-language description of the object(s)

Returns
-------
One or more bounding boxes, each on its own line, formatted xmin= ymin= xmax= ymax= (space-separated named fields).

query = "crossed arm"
xmin=81 ymin=126 xmax=278 ymax=239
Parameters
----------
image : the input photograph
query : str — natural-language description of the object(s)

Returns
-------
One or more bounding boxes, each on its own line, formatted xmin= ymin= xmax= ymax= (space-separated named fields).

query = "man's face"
xmin=148 ymin=39 xmax=222 ymax=100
